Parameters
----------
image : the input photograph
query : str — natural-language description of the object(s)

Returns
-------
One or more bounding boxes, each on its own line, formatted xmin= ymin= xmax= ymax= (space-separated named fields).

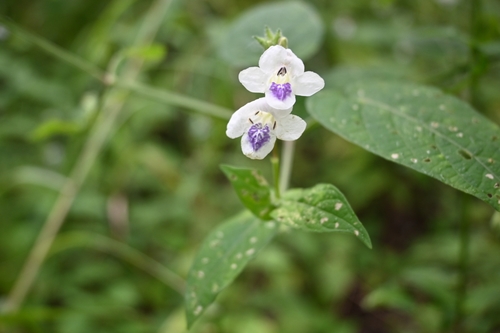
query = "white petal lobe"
xmin=241 ymin=133 xmax=276 ymax=160
xmin=238 ymin=67 xmax=267 ymax=93
xmin=275 ymin=115 xmax=307 ymax=141
xmin=292 ymin=71 xmax=325 ymax=96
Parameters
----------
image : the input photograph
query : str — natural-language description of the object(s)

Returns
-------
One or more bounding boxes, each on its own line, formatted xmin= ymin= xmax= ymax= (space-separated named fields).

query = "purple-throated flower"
xmin=226 ymin=98 xmax=306 ymax=160
xmin=238 ymin=45 xmax=325 ymax=110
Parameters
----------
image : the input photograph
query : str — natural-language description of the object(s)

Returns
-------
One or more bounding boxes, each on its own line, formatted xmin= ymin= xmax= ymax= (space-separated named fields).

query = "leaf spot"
xmin=431 ymin=122 xmax=439 ymax=128
xmin=352 ymin=104 xmax=359 ymax=110
xmin=354 ymin=230 xmax=359 ymax=236
xmin=391 ymin=153 xmax=399 ymax=159
xmin=246 ymin=248 xmax=255 ymax=256
xmin=415 ymin=126 xmax=422 ymax=132
xmin=230 ymin=263 xmax=237 ymax=270
xmin=494 ymin=183 xmax=499 ymax=189
xmin=193 ymin=305 xmax=203 ymax=316
xmin=456 ymin=132 xmax=463 ymax=138
xmin=212 ymin=283 xmax=219 ymax=293
xmin=216 ymin=231 xmax=224 ymax=238
xmin=486 ymin=174 xmax=494 ymax=180
xmin=488 ymin=158 xmax=494 ymax=164
xmin=487 ymin=193 xmax=493 ymax=198
xmin=458 ymin=150 xmax=472 ymax=160
xmin=201 ymin=257 xmax=209 ymax=264
xmin=448 ymin=126 xmax=458 ymax=132
xmin=320 ymin=217 xmax=328 ymax=224
xmin=335 ymin=203 xmax=343 ymax=211
xmin=197 ymin=271 xmax=205 ymax=279
xmin=249 ymin=237 xmax=258 ymax=244
xmin=411 ymin=158 xmax=418 ymax=163
xmin=424 ymin=158 xmax=431 ymax=163
xmin=412 ymin=89 xmax=420 ymax=96
xmin=335 ymin=222 xmax=339 ymax=229
xmin=235 ymin=252 xmax=243 ymax=260
xmin=265 ymin=221 xmax=276 ymax=228
xmin=210 ymin=240 xmax=220 ymax=247
xmin=439 ymin=104 xmax=446 ymax=110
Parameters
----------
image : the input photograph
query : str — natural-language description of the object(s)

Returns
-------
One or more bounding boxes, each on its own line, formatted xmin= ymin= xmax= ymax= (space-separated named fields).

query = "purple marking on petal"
xmin=270 ymin=82 xmax=292 ymax=101
xmin=247 ymin=124 xmax=271 ymax=151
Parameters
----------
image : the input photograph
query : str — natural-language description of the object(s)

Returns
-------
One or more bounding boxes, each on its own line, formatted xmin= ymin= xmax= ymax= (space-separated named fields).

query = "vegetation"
xmin=1 ymin=0 xmax=499 ymax=332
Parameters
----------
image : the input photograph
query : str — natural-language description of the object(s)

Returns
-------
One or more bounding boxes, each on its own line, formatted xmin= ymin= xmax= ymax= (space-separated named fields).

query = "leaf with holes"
xmin=221 ymin=164 xmax=274 ymax=220
xmin=307 ymin=82 xmax=500 ymax=211
xmin=271 ymin=183 xmax=372 ymax=249
xmin=185 ymin=211 xmax=277 ymax=328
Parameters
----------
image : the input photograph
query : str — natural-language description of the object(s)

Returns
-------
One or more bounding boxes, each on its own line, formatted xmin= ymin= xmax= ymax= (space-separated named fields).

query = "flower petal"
xmin=238 ymin=67 xmax=267 ymax=93
xmin=241 ymin=132 xmax=276 ymax=160
xmin=226 ymin=98 xmax=268 ymax=138
xmin=258 ymin=45 xmax=287 ymax=73
xmin=284 ymin=48 xmax=304 ymax=77
xmin=275 ymin=114 xmax=307 ymax=141
xmin=264 ymin=90 xmax=296 ymax=110
xmin=292 ymin=71 xmax=325 ymax=96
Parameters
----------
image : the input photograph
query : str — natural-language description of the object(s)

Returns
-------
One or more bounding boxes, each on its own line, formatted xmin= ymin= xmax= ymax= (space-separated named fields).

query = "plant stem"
xmin=0 ymin=16 xmax=233 ymax=121
xmin=279 ymin=141 xmax=295 ymax=193
xmin=453 ymin=0 xmax=481 ymax=330
xmin=454 ymin=193 xmax=468 ymax=333
xmin=271 ymin=148 xmax=281 ymax=199
xmin=50 ymin=231 xmax=185 ymax=294
xmin=2 ymin=0 xmax=175 ymax=314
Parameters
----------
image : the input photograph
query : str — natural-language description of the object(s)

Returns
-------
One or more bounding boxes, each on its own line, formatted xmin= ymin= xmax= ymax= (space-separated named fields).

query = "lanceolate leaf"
xmin=271 ymin=183 xmax=372 ymax=249
xmin=185 ymin=211 xmax=277 ymax=328
xmin=220 ymin=164 xmax=274 ymax=220
xmin=307 ymin=82 xmax=500 ymax=211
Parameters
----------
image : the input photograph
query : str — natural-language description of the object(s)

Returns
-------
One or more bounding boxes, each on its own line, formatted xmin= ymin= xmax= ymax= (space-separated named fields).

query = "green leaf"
xmin=216 ymin=1 xmax=324 ymax=67
xmin=185 ymin=211 xmax=277 ymax=328
xmin=220 ymin=164 xmax=274 ymax=220
xmin=307 ymin=82 xmax=500 ymax=211
xmin=271 ymin=183 xmax=372 ymax=249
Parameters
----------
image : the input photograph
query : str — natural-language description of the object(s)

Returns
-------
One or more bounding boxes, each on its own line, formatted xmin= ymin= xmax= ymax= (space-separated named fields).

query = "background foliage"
xmin=1 ymin=0 xmax=500 ymax=332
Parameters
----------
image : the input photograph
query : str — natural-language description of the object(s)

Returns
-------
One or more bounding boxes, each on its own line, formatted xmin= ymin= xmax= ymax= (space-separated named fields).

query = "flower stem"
xmin=271 ymin=148 xmax=281 ymax=199
xmin=279 ymin=141 xmax=295 ymax=193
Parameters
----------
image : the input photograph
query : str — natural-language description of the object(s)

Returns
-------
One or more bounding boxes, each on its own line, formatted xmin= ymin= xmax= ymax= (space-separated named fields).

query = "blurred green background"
xmin=1 ymin=0 xmax=500 ymax=332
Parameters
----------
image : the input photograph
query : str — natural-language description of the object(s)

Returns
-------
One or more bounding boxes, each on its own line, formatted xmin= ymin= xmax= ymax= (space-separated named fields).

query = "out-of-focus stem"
xmin=3 ymin=0 xmax=175 ymax=314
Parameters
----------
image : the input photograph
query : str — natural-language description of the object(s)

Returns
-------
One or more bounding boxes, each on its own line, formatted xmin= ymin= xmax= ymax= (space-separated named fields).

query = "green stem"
xmin=50 ymin=231 xmax=185 ymax=294
xmin=279 ymin=141 xmax=295 ymax=193
xmin=2 ymin=0 xmax=175 ymax=314
xmin=0 ymin=16 xmax=233 ymax=121
xmin=454 ymin=194 xmax=468 ymax=333
xmin=271 ymin=149 xmax=281 ymax=199
xmin=453 ymin=0 xmax=481 ymax=330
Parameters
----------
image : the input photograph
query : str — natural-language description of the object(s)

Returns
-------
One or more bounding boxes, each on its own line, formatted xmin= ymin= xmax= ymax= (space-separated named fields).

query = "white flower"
xmin=238 ymin=45 xmax=325 ymax=110
xmin=226 ymin=98 xmax=306 ymax=160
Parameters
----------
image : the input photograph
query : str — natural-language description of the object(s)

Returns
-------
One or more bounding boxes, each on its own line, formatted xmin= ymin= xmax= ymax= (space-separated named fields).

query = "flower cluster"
xmin=227 ymin=45 xmax=324 ymax=159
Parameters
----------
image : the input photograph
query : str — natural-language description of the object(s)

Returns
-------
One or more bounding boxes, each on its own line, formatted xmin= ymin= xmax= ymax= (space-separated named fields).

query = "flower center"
xmin=247 ymin=111 xmax=276 ymax=152
xmin=270 ymin=66 xmax=292 ymax=101
xmin=248 ymin=124 xmax=270 ymax=151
